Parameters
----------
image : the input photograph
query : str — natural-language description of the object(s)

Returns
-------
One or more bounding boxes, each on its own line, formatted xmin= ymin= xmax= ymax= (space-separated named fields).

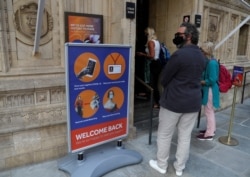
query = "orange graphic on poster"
xmin=69 ymin=33 xmax=82 ymax=43
xmin=68 ymin=16 xmax=100 ymax=43
xmin=232 ymin=73 xmax=243 ymax=87
xmin=74 ymin=90 xmax=100 ymax=118
xmin=74 ymin=52 xmax=100 ymax=82
xmin=103 ymin=52 xmax=126 ymax=80
xmin=232 ymin=66 xmax=244 ymax=87
xmin=103 ymin=87 xmax=124 ymax=112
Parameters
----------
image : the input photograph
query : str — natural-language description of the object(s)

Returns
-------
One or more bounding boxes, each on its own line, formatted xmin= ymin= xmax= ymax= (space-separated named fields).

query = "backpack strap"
xmin=215 ymin=59 xmax=220 ymax=85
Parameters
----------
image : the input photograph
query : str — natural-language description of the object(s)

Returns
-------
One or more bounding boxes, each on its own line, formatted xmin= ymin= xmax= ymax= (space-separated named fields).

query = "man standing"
xmin=149 ymin=22 xmax=206 ymax=176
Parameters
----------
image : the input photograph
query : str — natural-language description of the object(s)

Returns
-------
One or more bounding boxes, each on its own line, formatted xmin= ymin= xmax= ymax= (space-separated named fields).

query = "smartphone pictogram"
xmin=86 ymin=58 xmax=96 ymax=77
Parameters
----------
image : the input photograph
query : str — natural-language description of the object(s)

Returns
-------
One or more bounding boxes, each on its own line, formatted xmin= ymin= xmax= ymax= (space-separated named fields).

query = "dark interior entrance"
xmin=134 ymin=0 xmax=159 ymax=124
xmin=135 ymin=0 xmax=149 ymax=90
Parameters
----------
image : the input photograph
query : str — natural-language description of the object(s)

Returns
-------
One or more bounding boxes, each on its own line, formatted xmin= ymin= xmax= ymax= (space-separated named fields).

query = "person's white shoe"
xmin=149 ymin=160 xmax=166 ymax=174
xmin=176 ymin=170 xmax=183 ymax=176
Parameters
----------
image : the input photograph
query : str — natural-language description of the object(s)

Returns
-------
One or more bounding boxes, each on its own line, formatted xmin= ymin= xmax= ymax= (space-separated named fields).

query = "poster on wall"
xmin=232 ymin=66 xmax=244 ymax=87
xmin=183 ymin=15 xmax=190 ymax=23
xmin=65 ymin=43 xmax=131 ymax=153
xmin=64 ymin=12 xmax=103 ymax=43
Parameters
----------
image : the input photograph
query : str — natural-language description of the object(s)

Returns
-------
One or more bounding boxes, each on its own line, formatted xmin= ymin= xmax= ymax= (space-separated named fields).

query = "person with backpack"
xmin=159 ymin=42 xmax=171 ymax=67
xmin=197 ymin=42 xmax=220 ymax=140
xmin=136 ymin=27 xmax=162 ymax=108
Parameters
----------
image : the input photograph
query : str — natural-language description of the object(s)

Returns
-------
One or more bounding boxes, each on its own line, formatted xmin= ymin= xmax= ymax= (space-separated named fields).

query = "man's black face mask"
xmin=173 ymin=32 xmax=186 ymax=48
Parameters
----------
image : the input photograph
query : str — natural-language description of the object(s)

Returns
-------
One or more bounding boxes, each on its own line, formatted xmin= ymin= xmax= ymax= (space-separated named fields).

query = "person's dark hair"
xmin=107 ymin=90 xmax=114 ymax=98
xmin=180 ymin=22 xmax=199 ymax=45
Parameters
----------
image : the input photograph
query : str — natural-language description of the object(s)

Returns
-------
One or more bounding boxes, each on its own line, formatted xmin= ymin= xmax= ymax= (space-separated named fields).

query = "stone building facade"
xmin=0 ymin=0 xmax=249 ymax=170
xmin=147 ymin=0 xmax=250 ymax=108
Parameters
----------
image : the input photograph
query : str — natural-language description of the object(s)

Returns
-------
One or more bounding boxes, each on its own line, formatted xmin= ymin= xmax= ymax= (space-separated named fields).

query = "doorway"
xmin=135 ymin=0 xmax=149 ymax=90
xmin=134 ymin=0 xmax=159 ymax=124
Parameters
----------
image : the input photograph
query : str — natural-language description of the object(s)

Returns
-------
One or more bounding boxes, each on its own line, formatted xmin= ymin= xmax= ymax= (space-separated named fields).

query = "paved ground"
xmin=0 ymin=98 xmax=250 ymax=177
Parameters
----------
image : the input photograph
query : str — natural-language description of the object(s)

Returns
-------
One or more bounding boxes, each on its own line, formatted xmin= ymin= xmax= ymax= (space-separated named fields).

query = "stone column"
xmin=0 ymin=0 xmax=11 ymax=72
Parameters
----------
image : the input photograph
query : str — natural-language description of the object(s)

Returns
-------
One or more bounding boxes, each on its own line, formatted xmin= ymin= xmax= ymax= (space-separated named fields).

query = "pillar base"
xmin=219 ymin=136 xmax=239 ymax=146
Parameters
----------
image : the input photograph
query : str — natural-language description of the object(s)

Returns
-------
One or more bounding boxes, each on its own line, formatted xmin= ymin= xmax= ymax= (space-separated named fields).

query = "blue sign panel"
xmin=65 ymin=43 xmax=131 ymax=152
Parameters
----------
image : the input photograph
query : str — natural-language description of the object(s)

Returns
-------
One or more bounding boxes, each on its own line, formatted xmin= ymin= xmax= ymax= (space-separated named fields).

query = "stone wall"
xmin=202 ymin=0 xmax=250 ymax=108
xmin=148 ymin=0 xmax=202 ymax=54
xmin=0 ymin=0 xmax=249 ymax=171
xmin=0 ymin=0 xmax=67 ymax=170
xmin=0 ymin=0 xmax=136 ymax=170
xmin=148 ymin=0 xmax=250 ymax=107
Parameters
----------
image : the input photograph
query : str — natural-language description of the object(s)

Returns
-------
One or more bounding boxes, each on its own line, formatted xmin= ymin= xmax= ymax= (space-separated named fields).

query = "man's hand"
xmin=76 ymin=67 xmax=90 ymax=78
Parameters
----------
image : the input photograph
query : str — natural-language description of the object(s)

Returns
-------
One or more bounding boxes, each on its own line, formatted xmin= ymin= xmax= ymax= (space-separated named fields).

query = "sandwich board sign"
xmin=65 ymin=43 xmax=131 ymax=153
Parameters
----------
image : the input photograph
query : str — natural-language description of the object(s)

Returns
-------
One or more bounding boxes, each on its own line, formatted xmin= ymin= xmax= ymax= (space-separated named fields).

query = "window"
xmin=237 ymin=24 xmax=249 ymax=55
